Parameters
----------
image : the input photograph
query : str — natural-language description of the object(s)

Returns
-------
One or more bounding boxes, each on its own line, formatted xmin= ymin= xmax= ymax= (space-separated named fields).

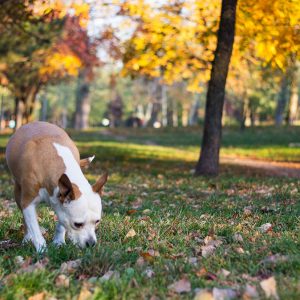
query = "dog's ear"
xmin=80 ymin=155 xmax=95 ymax=169
xmin=58 ymin=174 xmax=80 ymax=203
xmin=92 ymin=172 xmax=108 ymax=196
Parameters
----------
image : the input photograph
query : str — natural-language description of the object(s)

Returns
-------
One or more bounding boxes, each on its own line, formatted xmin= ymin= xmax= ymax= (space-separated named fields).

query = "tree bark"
xmin=287 ymin=67 xmax=298 ymax=125
xmin=74 ymin=70 xmax=91 ymax=130
xmin=275 ymin=72 xmax=289 ymax=126
xmin=161 ymin=84 xmax=168 ymax=127
xmin=195 ymin=0 xmax=238 ymax=176
xmin=15 ymin=97 xmax=25 ymax=130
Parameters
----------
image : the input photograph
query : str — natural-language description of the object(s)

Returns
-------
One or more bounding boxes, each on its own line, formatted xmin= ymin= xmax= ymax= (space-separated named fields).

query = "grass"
xmin=0 ymin=126 xmax=299 ymax=299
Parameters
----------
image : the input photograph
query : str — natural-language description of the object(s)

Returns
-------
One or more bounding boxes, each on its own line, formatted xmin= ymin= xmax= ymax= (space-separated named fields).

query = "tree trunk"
xmin=287 ymin=67 xmax=298 ymax=125
xmin=195 ymin=0 xmax=238 ymax=176
xmin=188 ymin=94 xmax=200 ymax=125
xmin=74 ymin=70 xmax=91 ymax=130
xmin=275 ymin=72 xmax=289 ymax=126
xmin=161 ymin=84 xmax=168 ymax=127
xmin=40 ymin=96 xmax=48 ymax=122
xmin=15 ymin=97 xmax=25 ymax=130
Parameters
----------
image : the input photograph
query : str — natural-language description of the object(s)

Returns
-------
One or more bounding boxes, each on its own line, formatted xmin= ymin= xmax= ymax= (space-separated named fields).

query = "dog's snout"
xmin=85 ymin=239 xmax=96 ymax=247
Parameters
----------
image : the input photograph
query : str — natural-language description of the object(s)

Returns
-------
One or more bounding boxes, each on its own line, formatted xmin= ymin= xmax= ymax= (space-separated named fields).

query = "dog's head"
xmin=56 ymin=172 xmax=108 ymax=248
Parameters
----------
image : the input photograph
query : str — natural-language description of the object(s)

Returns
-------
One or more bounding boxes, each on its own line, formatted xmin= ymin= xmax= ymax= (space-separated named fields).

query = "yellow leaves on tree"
xmin=120 ymin=0 xmax=299 ymax=91
xmin=120 ymin=0 xmax=220 ymax=92
xmin=39 ymin=51 xmax=82 ymax=81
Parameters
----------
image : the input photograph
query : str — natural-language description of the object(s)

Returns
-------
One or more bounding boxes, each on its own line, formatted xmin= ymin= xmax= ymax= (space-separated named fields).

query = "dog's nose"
xmin=85 ymin=239 xmax=96 ymax=247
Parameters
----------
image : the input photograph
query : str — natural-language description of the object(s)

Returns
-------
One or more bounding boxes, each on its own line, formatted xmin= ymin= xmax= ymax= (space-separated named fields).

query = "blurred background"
xmin=0 ymin=0 xmax=298 ymax=131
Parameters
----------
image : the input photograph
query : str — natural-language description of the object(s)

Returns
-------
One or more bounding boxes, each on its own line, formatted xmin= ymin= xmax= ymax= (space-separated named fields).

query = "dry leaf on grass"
xmin=100 ymin=270 xmax=116 ymax=282
xmin=194 ymin=289 xmax=214 ymax=300
xmin=143 ymin=267 xmax=155 ymax=278
xmin=60 ymin=259 xmax=81 ymax=274
xmin=28 ymin=292 xmax=46 ymax=300
xmin=78 ymin=286 xmax=92 ymax=300
xmin=243 ymin=284 xmax=259 ymax=299
xmin=260 ymin=254 xmax=288 ymax=265
xmin=218 ymin=269 xmax=230 ymax=278
xmin=212 ymin=287 xmax=237 ymax=300
xmin=201 ymin=245 xmax=216 ymax=258
xmin=233 ymin=233 xmax=243 ymax=242
xmin=168 ymin=278 xmax=191 ymax=294
xmin=204 ymin=236 xmax=223 ymax=247
xmin=258 ymin=223 xmax=272 ymax=233
xmin=260 ymin=277 xmax=279 ymax=300
xmin=17 ymin=258 xmax=49 ymax=274
xmin=55 ymin=274 xmax=69 ymax=287
xmin=125 ymin=229 xmax=136 ymax=239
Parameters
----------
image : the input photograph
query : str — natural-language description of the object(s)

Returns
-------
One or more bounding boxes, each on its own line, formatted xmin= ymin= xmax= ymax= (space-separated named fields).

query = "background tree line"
xmin=0 ymin=0 xmax=299 ymax=175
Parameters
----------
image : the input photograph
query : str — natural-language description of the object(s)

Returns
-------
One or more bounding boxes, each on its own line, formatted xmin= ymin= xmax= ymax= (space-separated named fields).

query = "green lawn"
xmin=0 ymin=127 xmax=299 ymax=299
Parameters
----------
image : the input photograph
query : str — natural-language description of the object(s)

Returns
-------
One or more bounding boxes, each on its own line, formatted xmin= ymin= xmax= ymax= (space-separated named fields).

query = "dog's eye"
xmin=74 ymin=222 xmax=84 ymax=229
xmin=95 ymin=220 xmax=100 ymax=224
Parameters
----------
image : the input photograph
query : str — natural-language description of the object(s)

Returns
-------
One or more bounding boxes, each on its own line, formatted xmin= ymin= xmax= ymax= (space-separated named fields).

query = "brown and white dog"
xmin=5 ymin=121 xmax=107 ymax=252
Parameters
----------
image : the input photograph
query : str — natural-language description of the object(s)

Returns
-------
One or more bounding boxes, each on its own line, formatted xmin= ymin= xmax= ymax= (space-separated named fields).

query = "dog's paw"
xmin=53 ymin=238 xmax=66 ymax=247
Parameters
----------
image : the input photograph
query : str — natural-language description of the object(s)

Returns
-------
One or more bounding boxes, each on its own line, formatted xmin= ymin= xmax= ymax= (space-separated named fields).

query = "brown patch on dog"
xmin=58 ymin=174 xmax=82 ymax=203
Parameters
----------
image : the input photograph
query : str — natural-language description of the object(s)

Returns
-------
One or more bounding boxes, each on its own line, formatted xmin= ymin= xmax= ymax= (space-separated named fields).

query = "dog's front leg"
xmin=22 ymin=202 xmax=46 ymax=252
xmin=53 ymin=223 xmax=66 ymax=246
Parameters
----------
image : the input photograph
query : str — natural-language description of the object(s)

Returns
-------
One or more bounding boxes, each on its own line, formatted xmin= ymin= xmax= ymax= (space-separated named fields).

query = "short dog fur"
xmin=5 ymin=121 xmax=107 ymax=251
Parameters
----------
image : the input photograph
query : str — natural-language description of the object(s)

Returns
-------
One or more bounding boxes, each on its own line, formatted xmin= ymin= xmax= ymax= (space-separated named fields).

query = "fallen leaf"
xmin=143 ymin=267 xmax=155 ymax=278
xmin=55 ymin=274 xmax=69 ymax=287
xmin=201 ymin=245 xmax=216 ymax=258
xmin=188 ymin=257 xmax=198 ymax=265
xmin=126 ymin=209 xmax=138 ymax=215
xmin=78 ymin=286 xmax=92 ymax=300
xmin=243 ymin=206 xmax=253 ymax=216
xmin=14 ymin=256 xmax=24 ymax=266
xmin=233 ymin=233 xmax=243 ymax=242
xmin=219 ymin=268 xmax=231 ymax=278
xmin=258 ymin=223 xmax=272 ymax=233
xmin=60 ymin=259 xmax=81 ymax=274
xmin=28 ymin=292 xmax=46 ymax=300
xmin=260 ymin=254 xmax=288 ymax=265
xmin=212 ymin=287 xmax=237 ymax=300
xmin=100 ymin=270 xmax=115 ymax=282
xmin=194 ymin=289 xmax=214 ymax=300
xmin=204 ymin=236 xmax=223 ymax=247
xmin=196 ymin=267 xmax=208 ymax=277
xmin=125 ymin=229 xmax=136 ymax=239
xmin=243 ymin=284 xmax=259 ymax=299
xmin=260 ymin=277 xmax=279 ymax=300
xmin=235 ymin=247 xmax=245 ymax=254
xmin=18 ymin=258 xmax=49 ymax=274
xmin=168 ymin=278 xmax=191 ymax=294
xmin=136 ymin=256 xmax=145 ymax=266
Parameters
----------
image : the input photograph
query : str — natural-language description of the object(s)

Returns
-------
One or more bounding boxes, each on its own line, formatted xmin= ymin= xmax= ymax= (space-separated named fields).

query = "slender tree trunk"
xmin=195 ymin=0 xmax=238 ymax=176
xmin=275 ymin=72 xmax=289 ymax=126
xmin=15 ymin=97 xmax=25 ymax=130
xmin=40 ymin=96 xmax=48 ymax=122
xmin=287 ymin=67 xmax=298 ymax=125
xmin=148 ymin=78 xmax=161 ymax=127
xmin=173 ymin=100 xmax=178 ymax=127
xmin=161 ymin=85 xmax=168 ymax=127
xmin=188 ymin=94 xmax=200 ymax=125
xmin=74 ymin=70 xmax=91 ymax=130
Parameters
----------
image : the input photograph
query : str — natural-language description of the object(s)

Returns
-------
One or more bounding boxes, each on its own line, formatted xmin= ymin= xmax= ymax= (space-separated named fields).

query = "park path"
xmin=221 ymin=156 xmax=300 ymax=178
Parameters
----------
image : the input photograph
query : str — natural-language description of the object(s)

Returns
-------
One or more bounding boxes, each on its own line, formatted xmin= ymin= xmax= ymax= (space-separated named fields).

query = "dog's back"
xmin=6 ymin=121 xmax=80 ymax=208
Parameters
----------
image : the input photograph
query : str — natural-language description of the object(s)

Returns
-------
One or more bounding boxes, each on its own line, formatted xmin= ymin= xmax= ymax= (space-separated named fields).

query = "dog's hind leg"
xmin=53 ymin=223 xmax=66 ymax=246
xmin=14 ymin=183 xmax=32 ymax=244
xmin=22 ymin=197 xmax=46 ymax=252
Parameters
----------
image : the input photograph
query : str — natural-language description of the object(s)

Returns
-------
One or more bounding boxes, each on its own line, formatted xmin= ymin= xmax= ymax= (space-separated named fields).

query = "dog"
xmin=5 ymin=121 xmax=107 ymax=252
